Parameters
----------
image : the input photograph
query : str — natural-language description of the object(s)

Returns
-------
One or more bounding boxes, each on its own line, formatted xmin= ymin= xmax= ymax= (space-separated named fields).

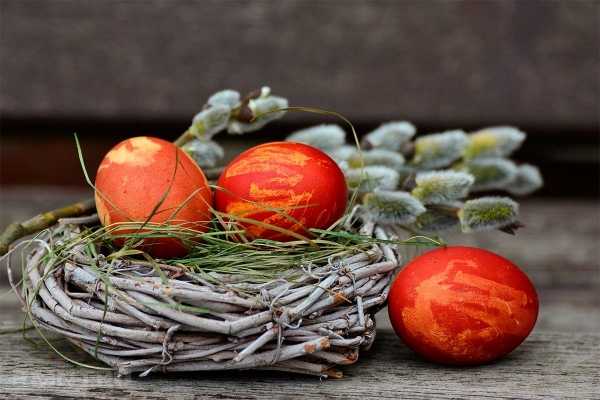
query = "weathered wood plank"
xmin=0 ymin=332 xmax=596 ymax=400
xmin=0 ymin=303 xmax=598 ymax=399
xmin=2 ymin=187 xmax=598 ymax=288
xmin=1 ymin=0 xmax=598 ymax=126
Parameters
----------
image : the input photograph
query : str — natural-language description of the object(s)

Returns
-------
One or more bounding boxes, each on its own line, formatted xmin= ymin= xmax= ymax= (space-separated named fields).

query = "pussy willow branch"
xmin=173 ymin=89 xmax=261 ymax=147
xmin=0 ymin=198 xmax=95 ymax=256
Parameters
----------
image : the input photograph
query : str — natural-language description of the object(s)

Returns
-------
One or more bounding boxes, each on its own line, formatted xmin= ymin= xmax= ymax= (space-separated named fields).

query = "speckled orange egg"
xmin=95 ymin=136 xmax=212 ymax=258
xmin=215 ymin=141 xmax=348 ymax=240
xmin=388 ymin=246 xmax=538 ymax=365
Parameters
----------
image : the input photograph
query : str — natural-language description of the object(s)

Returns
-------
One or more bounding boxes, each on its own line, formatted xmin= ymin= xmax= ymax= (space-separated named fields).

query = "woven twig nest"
xmin=14 ymin=213 xmax=426 ymax=378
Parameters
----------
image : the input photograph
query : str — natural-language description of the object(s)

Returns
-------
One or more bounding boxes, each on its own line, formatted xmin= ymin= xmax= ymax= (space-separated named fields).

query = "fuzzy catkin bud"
xmin=286 ymin=124 xmax=346 ymax=151
xmin=249 ymin=95 xmax=287 ymax=119
xmin=327 ymin=145 xmax=358 ymax=162
xmin=348 ymin=149 xmax=405 ymax=170
xmin=345 ymin=166 xmax=400 ymax=192
xmin=413 ymin=208 xmax=459 ymax=233
xmin=336 ymin=160 xmax=350 ymax=173
xmin=507 ymin=164 xmax=543 ymax=196
xmin=464 ymin=126 xmax=526 ymax=160
xmin=189 ymin=105 xmax=231 ymax=139
xmin=396 ymin=165 xmax=417 ymax=188
xmin=227 ymin=95 xmax=288 ymax=134
xmin=182 ymin=139 xmax=225 ymax=168
xmin=462 ymin=158 xmax=518 ymax=191
xmin=412 ymin=130 xmax=468 ymax=169
xmin=363 ymin=190 xmax=426 ymax=225
xmin=458 ymin=196 xmax=519 ymax=232
xmin=362 ymin=121 xmax=416 ymax=151
xmin=207 ymin=90 xmax=241 ymax=109
xmin=412 ymin=171 xmax=475 ymax=204
xmin=259 ymin=86 xmax=271 ymax=97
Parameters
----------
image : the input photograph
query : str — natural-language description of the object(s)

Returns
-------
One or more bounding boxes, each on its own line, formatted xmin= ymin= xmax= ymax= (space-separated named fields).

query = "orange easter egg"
xmin=95 ymin=136 xmax=212 ymax=258
xmin=215 ymin=141 xmax=348 ymax=240
xmin=388 ymin=246 xmax=538 ymax=365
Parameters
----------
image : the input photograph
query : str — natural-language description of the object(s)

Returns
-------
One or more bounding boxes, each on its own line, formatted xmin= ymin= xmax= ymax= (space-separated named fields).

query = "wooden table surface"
xmin=1 ymin=187 xmax=598 ymax=399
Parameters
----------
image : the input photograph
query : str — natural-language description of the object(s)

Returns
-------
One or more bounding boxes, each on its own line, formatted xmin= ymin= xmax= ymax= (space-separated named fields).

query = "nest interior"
xmin=11 ymin=214 xmax=427 ymax=378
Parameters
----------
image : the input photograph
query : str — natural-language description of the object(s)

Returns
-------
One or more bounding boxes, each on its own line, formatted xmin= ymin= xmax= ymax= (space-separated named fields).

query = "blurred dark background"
xmin=0 ymin=0 xmax=598 ymax=196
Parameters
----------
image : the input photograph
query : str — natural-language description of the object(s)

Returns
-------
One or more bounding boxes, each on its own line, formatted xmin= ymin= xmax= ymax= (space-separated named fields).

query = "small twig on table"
xmin=0 ymin=198 xmax=96 ymax=256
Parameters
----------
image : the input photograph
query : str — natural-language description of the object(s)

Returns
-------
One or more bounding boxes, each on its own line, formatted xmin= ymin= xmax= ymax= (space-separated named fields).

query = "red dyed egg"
xmin=215 ymin=141 xmax=348 ymax=240
xmin=95 ymin=136 xmax=212 ymax=258
xmin=388 ymin=246 xmax=538 ymax=365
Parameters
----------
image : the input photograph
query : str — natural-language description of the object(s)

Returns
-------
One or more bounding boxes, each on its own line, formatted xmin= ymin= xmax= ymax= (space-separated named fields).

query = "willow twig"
xmin=0 ymin=198 xmax=95 ymax=255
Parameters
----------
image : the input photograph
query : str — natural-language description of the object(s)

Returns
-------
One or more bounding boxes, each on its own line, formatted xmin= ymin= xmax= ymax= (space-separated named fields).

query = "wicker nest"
xmin=12 ymin=213 xmax=425 ymax=378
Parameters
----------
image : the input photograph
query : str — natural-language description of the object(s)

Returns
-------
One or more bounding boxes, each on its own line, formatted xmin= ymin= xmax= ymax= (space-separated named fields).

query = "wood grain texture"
xmin=0 ymin=296 xmax=598 ymax=400
xmin=0 ymin=185 xmax=598 ymax=400
xmin=1 ymin=0 xmax=598 ymax=126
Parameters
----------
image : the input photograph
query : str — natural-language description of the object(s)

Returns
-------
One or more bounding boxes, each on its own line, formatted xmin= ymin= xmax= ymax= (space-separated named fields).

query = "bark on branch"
xmin=0 ymin=198 xmax=95 ymax=256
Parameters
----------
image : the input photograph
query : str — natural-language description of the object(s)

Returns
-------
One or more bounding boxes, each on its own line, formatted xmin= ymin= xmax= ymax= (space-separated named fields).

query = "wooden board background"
xmin=1 ymin=0 xmax=598 ymax=127
xmin=0 ymin=187 xmax=598 ymax=399
xmin=1 ymin=298 xmax=598 ymax=400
